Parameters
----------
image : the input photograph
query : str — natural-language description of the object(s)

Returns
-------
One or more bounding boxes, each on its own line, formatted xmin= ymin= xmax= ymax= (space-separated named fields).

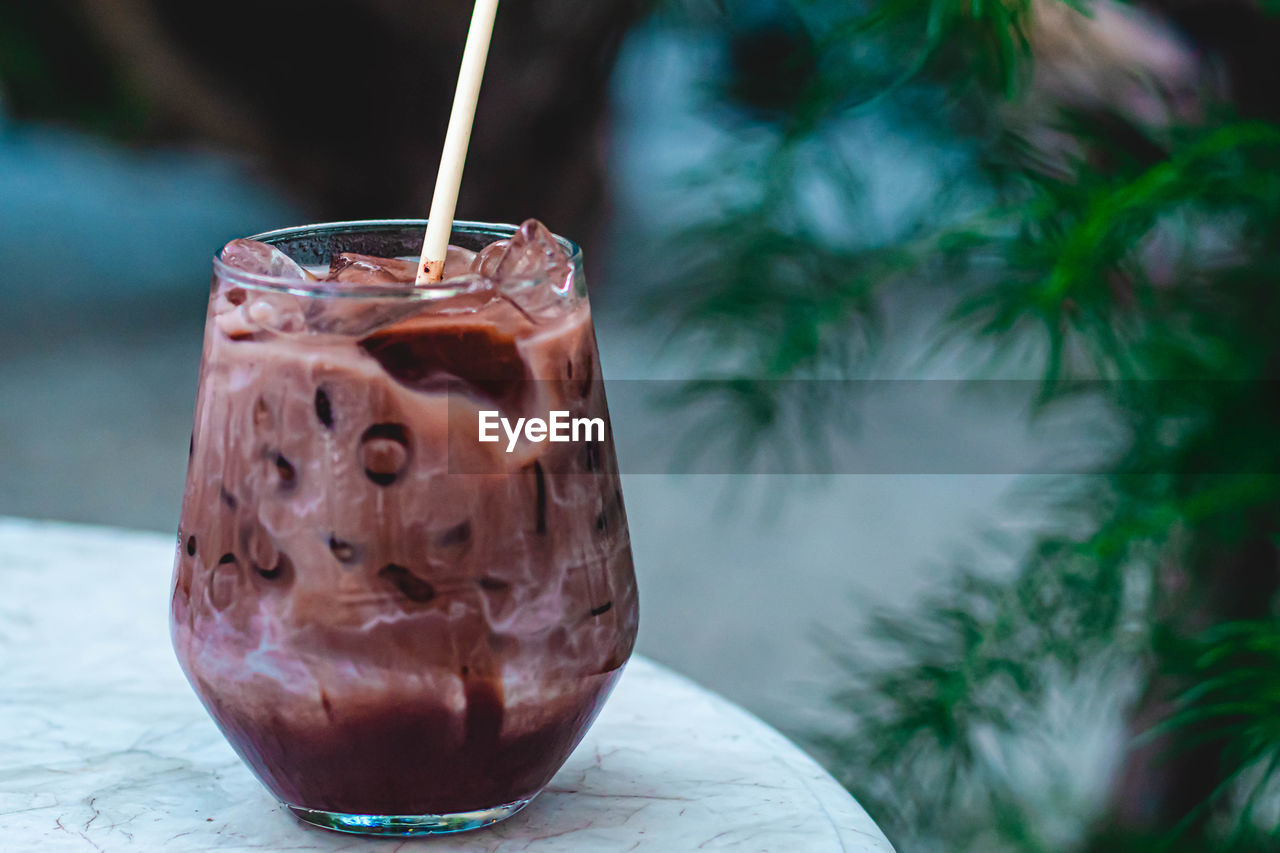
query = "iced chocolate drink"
xmin=170 ymin=220 xmax=638 ymax=835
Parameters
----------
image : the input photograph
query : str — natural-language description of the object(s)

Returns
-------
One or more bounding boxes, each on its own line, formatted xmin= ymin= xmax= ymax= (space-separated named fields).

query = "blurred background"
xmin=4 ymin=1 xmax=1280 ymax=850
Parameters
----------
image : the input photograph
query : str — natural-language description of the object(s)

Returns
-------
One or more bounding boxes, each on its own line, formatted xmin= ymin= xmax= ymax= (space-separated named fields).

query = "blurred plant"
xmin=654 ymin=0 xmax=1280 ymax=849
xmin=0 ymin=3 xmax=150 ymax=136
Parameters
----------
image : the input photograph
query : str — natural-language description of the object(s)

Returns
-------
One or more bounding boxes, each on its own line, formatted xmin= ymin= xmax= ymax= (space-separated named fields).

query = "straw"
xmin=417 ymin=0 xmax=501 ymax=285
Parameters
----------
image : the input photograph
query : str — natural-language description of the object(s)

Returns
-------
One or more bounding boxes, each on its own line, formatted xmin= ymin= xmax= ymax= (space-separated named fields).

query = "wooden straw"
xmin=417 ymin=0 xmax=501 ymax=285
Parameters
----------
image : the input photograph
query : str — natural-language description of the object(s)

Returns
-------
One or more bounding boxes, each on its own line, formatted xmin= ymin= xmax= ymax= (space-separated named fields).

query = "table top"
xmin=0 ymin=517 xmax=894 ymax=852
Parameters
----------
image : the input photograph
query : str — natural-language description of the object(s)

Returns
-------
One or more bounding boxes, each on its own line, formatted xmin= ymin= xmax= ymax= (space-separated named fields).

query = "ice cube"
xmin=308 ymin=254 xmax=428 ymax=335
xmin=247 ymin=296 xmax=306 ymax=331
xmin=442 ymin=244 xmax=479 ymax=280
xmin=215 ymin=291 xmax=306 ymax=339
xmin=328 ymin=246 xmax=479 ymax=285
xmin=490 ymin=220 xmax=573 ymax=294
xmin=304 ymin=279 xmax=500 ymax=337
xmin=221 ymin=239 xmax=315 ymax=280
xmin=328 ymin=253 xmax=419 ymax=285
xmin=474 ymin=240 xmax=509 ymax=279
xmin=304 ymin=300 xmax=430 ymax=336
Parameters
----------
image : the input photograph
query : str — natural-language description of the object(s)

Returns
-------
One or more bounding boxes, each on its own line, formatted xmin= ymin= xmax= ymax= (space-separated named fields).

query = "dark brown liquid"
xmin=195 ymin=669 xmax=621 ymax=814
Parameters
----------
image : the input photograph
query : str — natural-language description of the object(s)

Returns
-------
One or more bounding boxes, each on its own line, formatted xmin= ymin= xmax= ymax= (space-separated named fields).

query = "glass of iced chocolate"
xmin=170 ymin=220 xmax=638 ymax=836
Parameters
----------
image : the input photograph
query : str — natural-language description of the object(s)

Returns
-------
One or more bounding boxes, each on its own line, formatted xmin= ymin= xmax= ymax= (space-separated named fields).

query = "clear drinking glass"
xmin=170 ymin=221 xmax=638 ymax=835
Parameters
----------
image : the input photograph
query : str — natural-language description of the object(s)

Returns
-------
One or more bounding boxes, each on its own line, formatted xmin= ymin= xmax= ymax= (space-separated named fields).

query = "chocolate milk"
xmin=171 ymin=221 xmax=638 ymax=816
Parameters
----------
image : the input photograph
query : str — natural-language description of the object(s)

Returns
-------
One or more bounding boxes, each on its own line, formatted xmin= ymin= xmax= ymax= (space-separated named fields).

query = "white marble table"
xmin=0 ymin=517 xmax=893 ymax=852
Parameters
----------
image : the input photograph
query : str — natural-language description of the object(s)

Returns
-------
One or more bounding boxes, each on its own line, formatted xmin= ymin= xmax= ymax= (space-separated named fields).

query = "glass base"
xmin=287 ymin=798 xmax=532 ymax=836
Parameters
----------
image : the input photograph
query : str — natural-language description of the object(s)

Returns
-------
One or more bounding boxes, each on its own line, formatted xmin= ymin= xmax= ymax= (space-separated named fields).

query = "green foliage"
xmin=948 ymin=119 xmax=1280 ymax=387
xmin=657 ymin=0 xmax=1280 ymax=849
xmin=1154 ymin=622 xmax=1280 ymax=838
xmin=832 ymin=0 xmax=1041 ymax=99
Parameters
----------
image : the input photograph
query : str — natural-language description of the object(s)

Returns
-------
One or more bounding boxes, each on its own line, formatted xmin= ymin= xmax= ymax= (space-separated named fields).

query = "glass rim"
xmin=211 ymin=219 xmax=584 ymax=299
